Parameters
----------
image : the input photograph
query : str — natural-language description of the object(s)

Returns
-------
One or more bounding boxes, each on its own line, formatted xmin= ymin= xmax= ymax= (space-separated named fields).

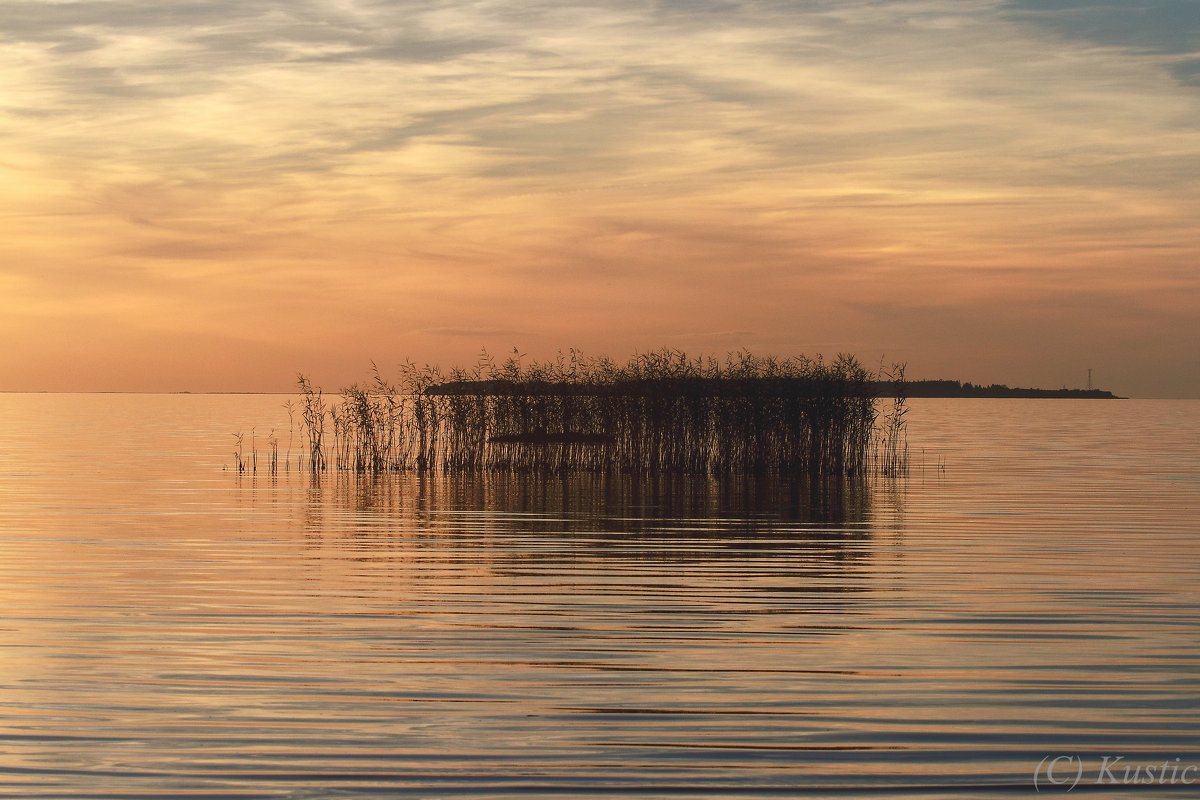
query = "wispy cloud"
xmin=0 ymin=0 xmax=1197 ymax=393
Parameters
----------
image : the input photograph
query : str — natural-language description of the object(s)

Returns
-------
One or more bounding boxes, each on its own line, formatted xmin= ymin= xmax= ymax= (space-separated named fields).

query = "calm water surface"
xmin=0 ymin=395 xmax=1197 ymax=798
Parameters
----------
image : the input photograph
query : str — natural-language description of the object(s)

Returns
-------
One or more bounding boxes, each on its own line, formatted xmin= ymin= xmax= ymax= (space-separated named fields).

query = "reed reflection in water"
xmin=0 ymin=394 xmax=1197 ymax=798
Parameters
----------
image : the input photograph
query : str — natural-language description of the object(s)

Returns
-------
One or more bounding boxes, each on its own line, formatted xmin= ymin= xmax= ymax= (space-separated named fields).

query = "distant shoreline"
xmin=886 ymin=380 xmax=1121 ymax=399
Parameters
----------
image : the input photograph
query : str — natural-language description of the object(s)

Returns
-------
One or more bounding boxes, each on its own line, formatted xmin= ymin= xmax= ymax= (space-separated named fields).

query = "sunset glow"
xmin=2 ymin=0 xmax=1197 ymax=395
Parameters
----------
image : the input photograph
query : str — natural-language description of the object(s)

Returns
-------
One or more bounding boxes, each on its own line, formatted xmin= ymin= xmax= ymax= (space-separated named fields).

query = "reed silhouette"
xmin=276 ymin=348 xmax=908 ymax=478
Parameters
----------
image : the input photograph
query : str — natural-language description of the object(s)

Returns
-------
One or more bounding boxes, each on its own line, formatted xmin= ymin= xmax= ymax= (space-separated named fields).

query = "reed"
xmin=283 ymin=401 xmax=296 ymax=473
xmin=232 ymin=431 xmax=246 ymax=474
xmin=286 ymin=348 xmax=907 ymax=478
xmin=297 ymin=375 xmax=328 ymax=473
xmin=874 ymin=363 xmax=909 ymax=477
xmin=231 ymin=428 xmax=277 ymax=475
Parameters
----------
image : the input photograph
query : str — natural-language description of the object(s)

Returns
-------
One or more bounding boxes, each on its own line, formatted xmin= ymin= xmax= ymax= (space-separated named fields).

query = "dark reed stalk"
xmin=283 ymin=401 xmax=295 ymax=473
xmin=267 ymin=429 xmax=279 ymax=476
xmin=232 ymin=432 xmax=245 ymax=474
xmin=285 ymin=349 xmax=907 ymax=479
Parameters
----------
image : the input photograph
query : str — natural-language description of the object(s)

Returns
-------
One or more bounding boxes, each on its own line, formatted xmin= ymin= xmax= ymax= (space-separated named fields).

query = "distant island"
xmin=882 ymin=380 xmax=1120 ymax=399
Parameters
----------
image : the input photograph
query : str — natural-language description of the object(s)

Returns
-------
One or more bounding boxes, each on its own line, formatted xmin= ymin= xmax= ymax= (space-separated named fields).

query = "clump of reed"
xmin=873 ymin=363 xmax=909 ymax=477
xmin=297 ymin=375 xmax=328 ymax=473
xmin=284 ymin=348 xmax=907 ymax=478
xmin=230 ymin=428 xmax=278 ymax=475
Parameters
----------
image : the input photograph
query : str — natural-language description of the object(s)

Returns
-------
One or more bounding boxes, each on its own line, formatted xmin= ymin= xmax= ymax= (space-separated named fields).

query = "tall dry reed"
xmin=286 ymin=348 xmax=907 ymax=478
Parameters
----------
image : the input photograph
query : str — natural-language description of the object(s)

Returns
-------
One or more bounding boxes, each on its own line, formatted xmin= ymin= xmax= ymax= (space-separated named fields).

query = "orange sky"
xmin=1 ymin=1 xmax=1197 ymax=396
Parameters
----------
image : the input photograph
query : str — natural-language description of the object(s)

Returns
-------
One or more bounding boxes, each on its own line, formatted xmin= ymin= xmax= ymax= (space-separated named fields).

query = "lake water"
xmin=0 ymin=394 xmax=1197 ymax=798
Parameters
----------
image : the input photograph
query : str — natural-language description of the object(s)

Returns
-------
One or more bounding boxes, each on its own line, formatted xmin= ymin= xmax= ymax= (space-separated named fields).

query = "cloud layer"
xmin=1 ymin=0 xmax=1197 ymax=394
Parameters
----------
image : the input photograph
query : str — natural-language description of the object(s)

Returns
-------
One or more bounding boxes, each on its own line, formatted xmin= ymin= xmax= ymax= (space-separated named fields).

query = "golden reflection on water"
xmin=0 ymin=395 xmax=1198 ymax=797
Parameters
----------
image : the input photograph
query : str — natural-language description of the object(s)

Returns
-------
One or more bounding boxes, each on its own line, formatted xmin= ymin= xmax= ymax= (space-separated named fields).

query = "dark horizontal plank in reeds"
xmin=489 ymin=432 xmax=616 ymax=445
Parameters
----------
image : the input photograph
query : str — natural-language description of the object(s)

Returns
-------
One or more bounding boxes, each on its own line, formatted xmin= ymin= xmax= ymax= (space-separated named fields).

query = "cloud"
xmin=1003 ymin=1 xmax=1200 ymax=54
xmin=0 ymin=0 xmax=1197 ymax=393
xmin=1171 ymin=58 xmax=1200 ymax=86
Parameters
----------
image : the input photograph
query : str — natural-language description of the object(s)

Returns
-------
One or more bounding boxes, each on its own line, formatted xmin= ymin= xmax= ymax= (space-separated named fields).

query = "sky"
xmin=1 ymin=0 xmax=1197 ymax=397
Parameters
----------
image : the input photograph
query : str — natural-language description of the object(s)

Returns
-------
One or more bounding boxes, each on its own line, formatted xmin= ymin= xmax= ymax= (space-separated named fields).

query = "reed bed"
xmin=264 ymin=349 xmax=907 ymax=478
